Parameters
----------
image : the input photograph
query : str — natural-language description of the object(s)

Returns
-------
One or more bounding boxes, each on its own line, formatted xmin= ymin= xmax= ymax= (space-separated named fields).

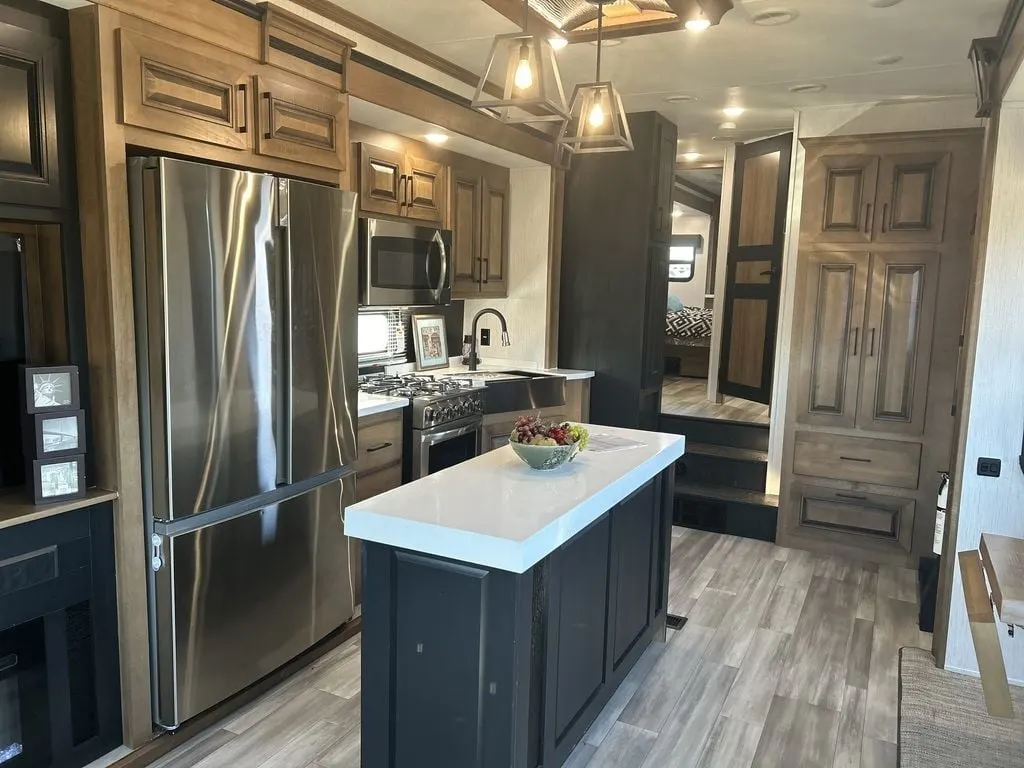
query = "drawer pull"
xmin=835 ymin=493 xmax=868 ymax=501
xmin=366 ymin=442 xmax=393 ymax=453
xmin=0 ymin=654 xmax=17 ymax=674
xmin=839 ymin=456 xmax=872 ymax=463
xmin=236 ymin=83 xmax=248 ymax=134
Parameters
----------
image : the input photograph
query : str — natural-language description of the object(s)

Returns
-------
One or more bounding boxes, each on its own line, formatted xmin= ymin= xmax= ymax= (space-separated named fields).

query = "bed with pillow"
xmin=664 ymin=304 xmax=713 ymax=378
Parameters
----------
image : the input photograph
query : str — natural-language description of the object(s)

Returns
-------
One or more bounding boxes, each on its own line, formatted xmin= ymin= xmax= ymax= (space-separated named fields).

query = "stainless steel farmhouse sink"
xmin=453 ymin=370 xmax=567 ymax=414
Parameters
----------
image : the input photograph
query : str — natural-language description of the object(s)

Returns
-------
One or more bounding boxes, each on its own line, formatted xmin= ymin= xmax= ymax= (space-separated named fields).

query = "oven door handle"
xmin=0 ymin=653 xmax=17 ymax=674
xmin=421 ymin=421 xmax=480 ymax=447
xmin=430 ymin=229 xmax=448 ymax=303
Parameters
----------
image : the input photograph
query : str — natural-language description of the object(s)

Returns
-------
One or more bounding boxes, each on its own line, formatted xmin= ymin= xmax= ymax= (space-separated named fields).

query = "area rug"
xmin=898 ymin=647 xmax=1024 ymax=767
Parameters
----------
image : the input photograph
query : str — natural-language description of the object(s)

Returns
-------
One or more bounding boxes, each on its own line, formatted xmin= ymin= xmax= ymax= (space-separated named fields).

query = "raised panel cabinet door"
xmin=450 ymin=170 xmax=481 ymax=297
xmin=405 ymin=155 xmax=447 ymax=223
xmin=875 ymin=151 xmax=951 ymax=244
xmin=117 ymin=28 xmax=250 ymax=151
xmin=359 ymin=143 xmax=404 ymax=217
xmin=608 ymin=482 xmax=655 ymax=670
xmin=479 ymin=172 xmax=510 ymax=297
xmin=253 ymin=71 xmax=347 ymax=171
xmin=801 ymin=153 xmax=879 ymax=244
xmin=651 ymin=117 xmax=677 ymax=243
xmin=858 ymin=251 xmax=940 ymax=436
xmin=0 ymin=23 xmax=61 ymax=207
xmin=794 ymin=252 xmax=870 ymax=429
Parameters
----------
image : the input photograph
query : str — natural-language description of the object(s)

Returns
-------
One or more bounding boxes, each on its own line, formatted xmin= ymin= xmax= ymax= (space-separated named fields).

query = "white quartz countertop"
xmin=346 ymin=425 xmax=684 ymax=573
xmin=442 ymin=363 xmax=595 ymax=381
xmin=357 ymin=392 xmax=409 ymax=419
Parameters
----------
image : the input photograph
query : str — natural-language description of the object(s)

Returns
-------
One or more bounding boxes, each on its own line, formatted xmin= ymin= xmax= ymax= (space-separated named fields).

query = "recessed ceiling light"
xmin=723 ymin=106 xmax=745 ymax=118
xmin=590 ymin=38 xmax=624 ymax=47
xmin=685 ymin=17 xmax=711 ymax=32
xmin=549 ymin=35 xmax=568 ymax=50
xmin=425 ymin=133 xmax=449 ymax=145
xmin=867 ymin=0 xmax=904 ymax=6
xmin=789 ymin=83 xmax=827 ymax=94
xmin=874 ymin=54 xmax=903 ymax=65
xmin=750 ymin=9 xmax=799 ymax=26
xmin=682 ymin=151 xmax=701 ymax=162
xmin=718 ymin=121 xmax=737 ymax=130
xmin=665 ymin=95 xmax=697 ymax=103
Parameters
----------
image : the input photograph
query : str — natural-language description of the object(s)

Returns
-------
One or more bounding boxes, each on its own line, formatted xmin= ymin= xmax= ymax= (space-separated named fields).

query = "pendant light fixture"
xmin=559 ymin=0 xmax=633 ymax=154
xmin=471 ymin=0 xmax=569 ymax=124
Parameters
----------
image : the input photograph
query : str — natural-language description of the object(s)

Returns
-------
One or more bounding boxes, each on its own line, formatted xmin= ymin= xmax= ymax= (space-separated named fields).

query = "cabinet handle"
xmin=851 ymin=327 xmax=859 ymax=357
xmin=881 ymin=203 xmax=889 ymax=234
xmin=864 ymin=203 xmax=872 ymax=234
xmin=835 ymin=492 xmax=868 ymax=501
xmin=0 ymin=654 xmax=16 ymax=673
xmin=481 ymin=257 xmax=490 ymax=284
xmin=366 ymin=442 xmax=393 ymax=453
xmin=869 ymin=328 xmax=876 ymax=357
xmin=405 ymin=175 xmax=414 ymax=207
xmin=236 ymin=83 xmax=248 ymax=134
xmin=397 ymin=175 xmax=407 ymax=208
xmin=261 ymin=92 xmax=272 ymax=140
xmin=839 ymin=456 xmax=872 ymax=463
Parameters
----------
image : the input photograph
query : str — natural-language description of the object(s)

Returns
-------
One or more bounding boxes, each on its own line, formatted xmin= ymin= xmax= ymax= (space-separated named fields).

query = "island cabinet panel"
xmin=608 ymin=481 xmax=657 ymax=667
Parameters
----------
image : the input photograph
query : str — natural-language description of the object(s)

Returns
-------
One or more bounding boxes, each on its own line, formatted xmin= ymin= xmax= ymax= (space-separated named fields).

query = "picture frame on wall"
xmin=21 ymin=364 xmax=80 ymax=414
xmin=32 ymin=454 xmax=86 ymax=504
xmin=411 ymin=315 xmax=449 ymax=371
xmin=29 ymin=409 xmax=86 ymax=458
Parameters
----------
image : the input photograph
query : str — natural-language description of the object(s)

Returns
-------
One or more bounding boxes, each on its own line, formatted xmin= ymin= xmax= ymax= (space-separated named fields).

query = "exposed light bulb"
xmin=685 ymin=17 xmax=711 ymax=31
xmin=514 ymin=45 xmax=533 ymax=90
xmin=549 ymin=35 xmax=568 ymax=50
xmin=723 ymin=105 xmax=745 ymax=118
xmin=588 ymin=102 xmax=606 ymax=128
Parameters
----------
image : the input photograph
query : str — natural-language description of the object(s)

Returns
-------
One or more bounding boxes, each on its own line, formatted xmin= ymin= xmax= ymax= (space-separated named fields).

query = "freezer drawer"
xmin=151 ymin=478 xmax=355 ymax=728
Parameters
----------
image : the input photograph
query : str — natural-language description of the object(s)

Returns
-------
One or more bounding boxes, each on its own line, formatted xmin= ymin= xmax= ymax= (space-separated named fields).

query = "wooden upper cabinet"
xmin=0 ymin=23 xmax=62 ymax=207
xmin=874 ymin=152 xmax=950 ymax=244
xmin=118 ymin=28 xmax=250 ymax=151
xmin=254 ymin=71 xmax=348 ymax=171
xmin=857 ymin=251 xmax=939 ymax=436
xmin=479 ymin=172 xmax=509 ymax=297
xmin=359 ymin=144 xmax=405 ymax=218
xmin=794 ymin=252 xmax=870 ymax=429
xmin=405 ymin=155 xmax=446 ymax=223
xmin=450 ymin=170 xmax=481 ymax=295
xmin=802 ymin=154 xmax=879 ymax=244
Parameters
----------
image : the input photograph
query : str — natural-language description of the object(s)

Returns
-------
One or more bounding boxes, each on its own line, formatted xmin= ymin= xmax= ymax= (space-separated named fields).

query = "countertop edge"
xmin=357 ymin=395 xmax=410 ymax=419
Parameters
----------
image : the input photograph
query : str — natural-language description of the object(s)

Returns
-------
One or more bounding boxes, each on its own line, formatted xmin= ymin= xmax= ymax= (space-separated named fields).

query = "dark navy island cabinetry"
xmin=349 ymin=425 xmax=685 ymax=768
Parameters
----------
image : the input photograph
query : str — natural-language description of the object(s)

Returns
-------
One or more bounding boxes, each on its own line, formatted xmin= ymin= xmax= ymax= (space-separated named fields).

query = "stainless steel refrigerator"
xmin=128 ymin=157 xmax=359 ymax=729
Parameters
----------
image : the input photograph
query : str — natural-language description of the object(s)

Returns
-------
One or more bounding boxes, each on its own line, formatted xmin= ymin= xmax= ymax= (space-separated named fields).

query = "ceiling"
xmin=331 ymin=0 xmax=1007 ymax=163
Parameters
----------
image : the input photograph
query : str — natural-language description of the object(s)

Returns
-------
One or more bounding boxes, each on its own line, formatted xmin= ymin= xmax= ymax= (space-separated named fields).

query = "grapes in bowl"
xmin=508 ymin=415 xmax=589 ymax=471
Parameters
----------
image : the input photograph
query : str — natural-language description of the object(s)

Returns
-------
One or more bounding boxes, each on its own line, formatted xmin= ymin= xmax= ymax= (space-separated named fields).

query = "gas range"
xmin=358 ymin=374 xmax=486 ymax=430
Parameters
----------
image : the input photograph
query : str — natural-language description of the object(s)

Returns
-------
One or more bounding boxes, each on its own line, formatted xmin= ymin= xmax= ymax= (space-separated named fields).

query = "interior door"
xmin=857 ymin=251 xmax=940 ymax=436
xmin=719 ymin=133 xmax=794 ymax=404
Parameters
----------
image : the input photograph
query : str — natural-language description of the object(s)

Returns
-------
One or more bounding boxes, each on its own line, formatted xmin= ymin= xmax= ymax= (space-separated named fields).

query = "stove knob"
xmin=423 ymin=406 xmax=435 ymax=425
xmin=442 ymin=406 xmax=455 ymax=421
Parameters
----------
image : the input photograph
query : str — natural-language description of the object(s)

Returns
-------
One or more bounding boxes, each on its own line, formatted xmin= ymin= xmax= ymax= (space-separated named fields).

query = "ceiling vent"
xmin=789 ymin=83 xmax=826 ymax=94
xmin=750 ymin=8 xmax=798 ymax=26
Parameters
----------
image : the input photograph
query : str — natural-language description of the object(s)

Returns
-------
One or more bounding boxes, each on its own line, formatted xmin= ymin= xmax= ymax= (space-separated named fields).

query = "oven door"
xmin=360 ymin=219 xmax=451 ymax=307
xmin=0 ymin=620 xmax=51 ymax=768
xmin=413 ymin=419 xmax=482 ymax=479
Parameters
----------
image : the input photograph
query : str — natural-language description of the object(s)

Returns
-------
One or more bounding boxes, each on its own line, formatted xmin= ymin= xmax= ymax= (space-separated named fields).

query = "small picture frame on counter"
xmin=21 ymin=364 xmax=80 ymax=414
xmin=28 ymin=409 xmax=86 ymax=458
xmin=411 ymin=314 xmax=449 ymax=371
xmin=32 ymin=454 xmax=86 ymax=504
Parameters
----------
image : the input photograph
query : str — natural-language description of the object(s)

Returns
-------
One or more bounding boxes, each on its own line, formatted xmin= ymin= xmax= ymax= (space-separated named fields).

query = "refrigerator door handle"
xmin=277 ymin=179 xmax=293 ymax=486
xmin=431 ymin=229 xmax=448 ymax=304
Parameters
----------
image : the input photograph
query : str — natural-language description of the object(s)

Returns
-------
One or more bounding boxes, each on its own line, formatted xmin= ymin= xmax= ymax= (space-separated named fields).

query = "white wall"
xmin=463 ymin=166 xmax=553 ymax=367
xmin=668 ymin=213 xmax=711 ymax=308
xmin=943 ymin=105 xmax=1024 ymax=685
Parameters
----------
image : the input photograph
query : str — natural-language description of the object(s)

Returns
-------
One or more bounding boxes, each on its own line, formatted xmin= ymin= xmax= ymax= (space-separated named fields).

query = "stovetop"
xmin=358 ymin=374 xmax=486 ymax=430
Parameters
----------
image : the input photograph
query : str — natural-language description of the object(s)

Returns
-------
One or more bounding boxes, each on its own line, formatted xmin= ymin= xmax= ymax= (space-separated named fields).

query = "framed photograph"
xmin=29 ymin=409 xmax=86 ymax=458
xmin=22 ymin=365 xmax=80 ymax=413
xmin=32 ymin=455 xmax=86 ymax=504
xmin=411 ymin=315 xmax=449 ymax=371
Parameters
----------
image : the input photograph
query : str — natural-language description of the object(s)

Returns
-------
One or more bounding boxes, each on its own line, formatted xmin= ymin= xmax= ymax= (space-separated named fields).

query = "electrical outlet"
xmin=977 ymin=457 xmax=1001 ymax=478
xmin=481 ymin=328 xmax=491 ymax=346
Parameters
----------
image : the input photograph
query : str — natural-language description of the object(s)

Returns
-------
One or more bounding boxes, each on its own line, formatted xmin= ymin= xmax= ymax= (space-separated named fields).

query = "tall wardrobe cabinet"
xmin=779 ymin=130 xmax=982 ymax=566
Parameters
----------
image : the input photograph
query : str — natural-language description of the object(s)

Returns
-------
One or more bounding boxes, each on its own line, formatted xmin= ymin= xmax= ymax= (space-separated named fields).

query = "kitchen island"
xmin=347 ymin=425 xmax=685 ymax=768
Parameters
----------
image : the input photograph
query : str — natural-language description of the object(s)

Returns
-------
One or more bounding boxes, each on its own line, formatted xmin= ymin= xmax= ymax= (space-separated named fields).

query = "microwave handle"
xmin=431 ymin=230 xmax=448 ymax=302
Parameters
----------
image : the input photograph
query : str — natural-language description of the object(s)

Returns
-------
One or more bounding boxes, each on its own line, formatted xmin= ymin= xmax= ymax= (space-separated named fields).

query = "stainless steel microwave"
xmin=359 ymin=218 xmax=452 ymax=306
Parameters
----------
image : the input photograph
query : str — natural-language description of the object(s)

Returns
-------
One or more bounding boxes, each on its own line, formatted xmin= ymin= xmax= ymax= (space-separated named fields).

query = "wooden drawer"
xmin=355 ymin=464 xmax=402 ymax=502
xmin=790 ymin=482 xmax=916 ymax=557
xmin=793 ymin=432 xmax=921 ymax=489
xmin=357 ymin=412 xmax=403 ymax=474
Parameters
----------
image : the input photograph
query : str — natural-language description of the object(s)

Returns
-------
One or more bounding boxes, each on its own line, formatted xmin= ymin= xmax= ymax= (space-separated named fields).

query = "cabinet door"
xmin=874 ymin=152 xmax=950 ymax=244
xmin=405 ymin=155 xmax=447 ymax=223
xmin=118 ymin=28 xmax=249 ymax=151
xmin=802 ymin=154 xmax=879 ymax=244
xmin=450 ymin=170 xmax=481 ymax=297
xmin=479 ymin=172 xmax=510 ymax=297
xmin=359 ymin=143 xmax=405 ymax=217
xmin=608 ymin=482 xmax=655 ymax=670
xmin=254 ymin=72 xmax=347 ymax=171
xmin=642 ymin=246 xmax=670 ymax=391
xmin=794 ymin=252 xmax=870 ymax=429
xmin=0 ymin=24 xmax=62 ymax=208
xmin=857 ymin=251 xmax=939 ymax=436
xmin=651 ymin=117 xmax=676 ymax=244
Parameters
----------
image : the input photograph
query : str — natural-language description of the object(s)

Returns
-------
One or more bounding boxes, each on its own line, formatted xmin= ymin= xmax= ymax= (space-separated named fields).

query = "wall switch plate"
xmin=977 ymin=457 xmax=1001 ymax=477
xmin=481 ymin=328 xmax=491 ymax=346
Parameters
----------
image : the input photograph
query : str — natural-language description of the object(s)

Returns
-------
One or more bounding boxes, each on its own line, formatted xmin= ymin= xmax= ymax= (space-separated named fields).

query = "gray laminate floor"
xmin=661 ymin=376 xmax=771 ymax=425
xmin=150 ymin=529 xmax=926 ymax=768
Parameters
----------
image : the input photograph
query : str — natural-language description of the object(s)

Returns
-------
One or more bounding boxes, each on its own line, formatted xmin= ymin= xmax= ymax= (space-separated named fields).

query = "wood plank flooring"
xmin=151 ymin=529 xmax=926 ymax=768
xmin=661 ymin=376 xmax=770 ymax=425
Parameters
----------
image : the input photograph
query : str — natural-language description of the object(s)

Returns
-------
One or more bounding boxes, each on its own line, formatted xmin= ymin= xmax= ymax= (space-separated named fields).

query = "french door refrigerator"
xmin=128 ymin=157 xmax=359 ymax=729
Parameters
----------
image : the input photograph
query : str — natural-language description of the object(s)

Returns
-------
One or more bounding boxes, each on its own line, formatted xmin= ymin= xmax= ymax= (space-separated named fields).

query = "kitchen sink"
xmin=451 ymin=370 xmax=567 ymax=413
